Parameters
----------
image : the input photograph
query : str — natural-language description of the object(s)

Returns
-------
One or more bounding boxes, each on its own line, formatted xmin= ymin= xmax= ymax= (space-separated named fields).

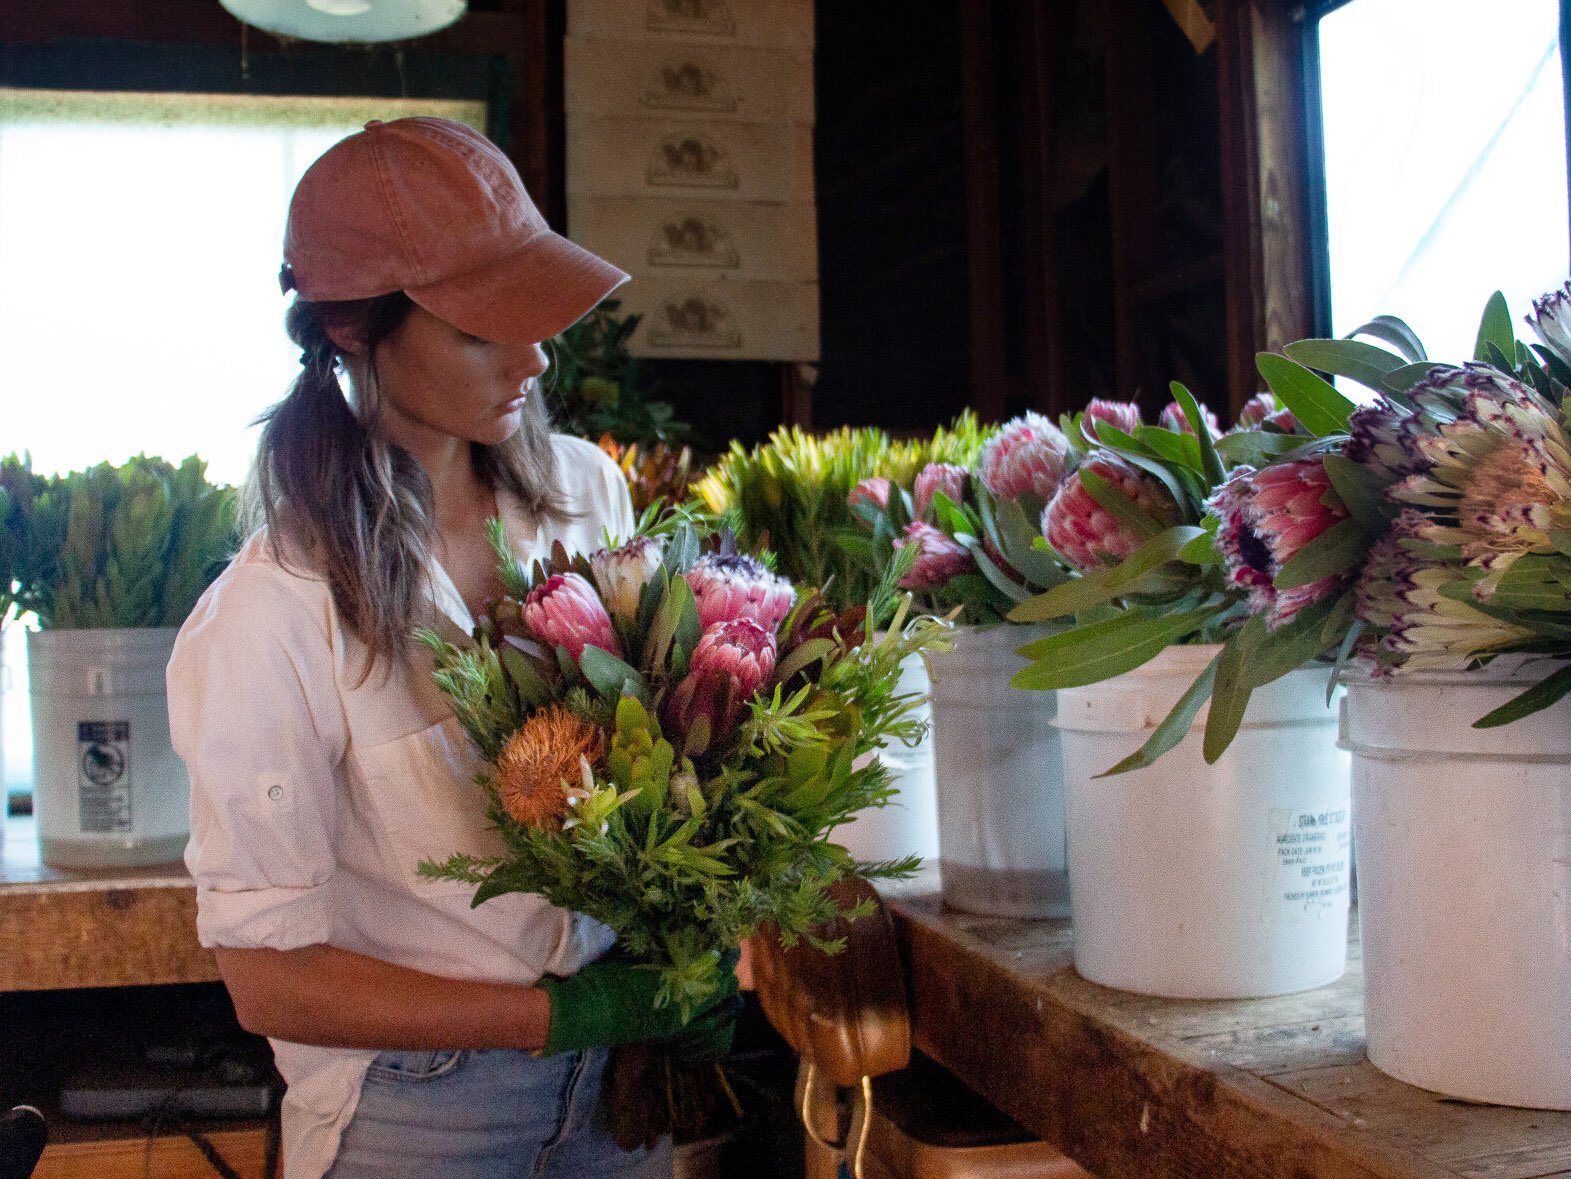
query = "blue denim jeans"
xmin=324 ymin=1046 xmax=672 ymax=1178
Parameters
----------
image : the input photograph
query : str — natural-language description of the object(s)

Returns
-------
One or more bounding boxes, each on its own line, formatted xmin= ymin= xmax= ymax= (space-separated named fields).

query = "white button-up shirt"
xmin=169 ymin=435 xmax=635 ymax=1179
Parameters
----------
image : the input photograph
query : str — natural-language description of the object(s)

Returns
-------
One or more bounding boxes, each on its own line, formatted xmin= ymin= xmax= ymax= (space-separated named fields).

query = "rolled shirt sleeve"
xmin=169 ymin=554 xmax=349 ymax=951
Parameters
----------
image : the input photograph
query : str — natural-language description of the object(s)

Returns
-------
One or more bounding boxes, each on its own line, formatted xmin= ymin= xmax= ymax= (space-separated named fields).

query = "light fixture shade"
xmin=219 ymin=0 xmax=467 ymax=44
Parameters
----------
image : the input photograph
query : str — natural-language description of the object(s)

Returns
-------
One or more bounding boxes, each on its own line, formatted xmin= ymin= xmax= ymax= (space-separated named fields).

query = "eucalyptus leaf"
xmin=1214 ymin=430 xmax=1305 ymax=467
xmin=1283 ymin=338 xmax=1408 ymax=392
xmin=970 ymin=541 xmax=1032 ymax=602
xmin=1255 ymin=354 xmax=1356 ymax=437
xmin=1347 ymin=315 xmax=1427 ymax=363
xmin=1171 ymin=382 xmax=1226 ymax=485
xmin=1472 ymin=662 xmax=1571 ymax=728
xmin=1275 ymin=517 xmax=1368 ymax=589
xmin=1133 ymin=425 xmax=1203 ymax=471
xmin=1321 ymin=453 xmax=1395 ymax=532
xmin=1473 ymin=290 xmax=1515 ymax=364
xmin=1203 ymin=622 xmax=1256 ymax=763
xmin=1098 ymin=654 xmax=1220 ymax=776
xmin=1381 ymin=362 xmax=1441 ymax=395
xmin=579 ymin=644 xmax=646 ymax=699
xmin=1009 ymin=526 xmax=1204 ymax=620
xmin=1088 ymin=422 xmax=1161 ymax=460
xmin=1010 ymin=608 xmax=1215 ymax=690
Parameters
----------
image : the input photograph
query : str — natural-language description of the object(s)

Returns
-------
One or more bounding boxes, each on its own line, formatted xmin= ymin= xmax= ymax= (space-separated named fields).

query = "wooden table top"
xmin=886 ymin=887 xmax=1571 ymax=1179
xmin=9 ymin=819 xmax=1571 ymax=1179
xmin=1 ymin=816 xmax=217 ymax=991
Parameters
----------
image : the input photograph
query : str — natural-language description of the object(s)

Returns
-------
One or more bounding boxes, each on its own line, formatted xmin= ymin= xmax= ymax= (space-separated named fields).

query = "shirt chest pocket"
xmin=352 ymin=715 xmax=503 ymax=898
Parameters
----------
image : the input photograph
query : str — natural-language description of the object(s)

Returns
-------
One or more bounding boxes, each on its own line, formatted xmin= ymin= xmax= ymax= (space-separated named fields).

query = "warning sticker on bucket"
xmin=77 ymin=720 xmax=132 ymax=834
xmin=1269 ymin=805 xmax=1349 ymax=921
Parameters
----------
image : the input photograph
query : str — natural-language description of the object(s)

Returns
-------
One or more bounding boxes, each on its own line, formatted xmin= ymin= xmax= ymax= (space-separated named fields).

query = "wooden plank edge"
xmin=889 ymin=896 xmax=1464 ymax=1179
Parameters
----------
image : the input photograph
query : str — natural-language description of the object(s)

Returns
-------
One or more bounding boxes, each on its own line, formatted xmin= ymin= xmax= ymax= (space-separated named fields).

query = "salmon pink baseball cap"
xmin=280 ymin=117 xmax=628 ymax=344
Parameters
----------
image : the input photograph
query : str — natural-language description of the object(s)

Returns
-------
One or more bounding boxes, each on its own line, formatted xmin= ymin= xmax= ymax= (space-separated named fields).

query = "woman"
xmin=168 ymin=117 xmax=733 ymax=1179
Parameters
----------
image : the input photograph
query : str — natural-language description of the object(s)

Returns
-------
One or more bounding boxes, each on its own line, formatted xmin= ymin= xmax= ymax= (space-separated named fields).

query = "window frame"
xmin=1297 ymin=0 xmax=1571 ymax=339
xmin=0 ymin=37 xmax=510 ymax=145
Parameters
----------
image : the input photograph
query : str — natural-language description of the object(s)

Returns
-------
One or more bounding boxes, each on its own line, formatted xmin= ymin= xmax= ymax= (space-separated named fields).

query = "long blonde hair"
xmin=244 ymin=292 xmax=571 ymax=667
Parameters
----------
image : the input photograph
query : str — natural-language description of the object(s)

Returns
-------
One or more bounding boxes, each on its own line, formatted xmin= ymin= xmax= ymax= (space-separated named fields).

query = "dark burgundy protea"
xmin=893 ymin=520 xmax=976 ymax=589
xmin=912 ymin=462 xmax=970 ymax=520
xmin=1207 ymin=459 xmax=1350 ymax=627
xmin=685 ymin=552 xmax=796 ymax=632
xmin=662 ymin=618 xmax=778 ymax=748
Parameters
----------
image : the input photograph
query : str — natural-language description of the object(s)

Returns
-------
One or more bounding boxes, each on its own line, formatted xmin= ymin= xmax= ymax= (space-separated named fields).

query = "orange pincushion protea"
xmin=495 ymin=706 xmax=605 ymax=829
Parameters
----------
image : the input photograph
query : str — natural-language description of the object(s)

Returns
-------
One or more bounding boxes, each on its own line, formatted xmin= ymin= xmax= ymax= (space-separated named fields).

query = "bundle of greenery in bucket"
xmin=1201 ymin=283 xmax=1571 ymax=1107
xmin=1008 ymin=388 xmax=1352 ymax=997
xmin=6 ymin=455 xmax=236 ymax=868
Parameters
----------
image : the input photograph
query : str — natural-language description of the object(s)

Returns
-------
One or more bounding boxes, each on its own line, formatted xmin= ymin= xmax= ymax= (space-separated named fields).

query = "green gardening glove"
xmin=538 ymin=954 xmax=741 ymax=1056
xmin=659 ymin=947 xmax=743 ymax=1066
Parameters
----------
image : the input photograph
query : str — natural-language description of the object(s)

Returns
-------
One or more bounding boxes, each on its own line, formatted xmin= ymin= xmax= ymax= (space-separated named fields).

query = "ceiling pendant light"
xmin=218 ymin=0 xmax=468 ymax=44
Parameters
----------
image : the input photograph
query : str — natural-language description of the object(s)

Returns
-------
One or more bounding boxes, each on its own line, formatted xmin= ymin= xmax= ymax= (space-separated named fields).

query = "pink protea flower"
xmin=894 ymin=520 xmax=975 ymax=589
xmin=1083 ymin=399 xmax=1143 ymax=438
xmin=1042 ymin=451 xmax=1180 ymax=573
xmin=978 ymin=412 xmax=1071 ymax=503
xmin=913 ymin=463 xmax=970 ymax=520
xmin=523 ymin=572 xmax=621 ymax=660
xmin=1207 ymin=459 xmax=1350 ymax=627
xmin=588 ymin=536 xmax=664 ymax=622
xmin=1159 ymin=400 xmax=1222 ymax=436
xmin=848 ymin=476 xmax=891 ymax=513
xmin=663 ymin=618 xmax=778 ymax=748
xmin=1237 ymin=393 xmax=1276 ymax=428
xmin=685 ymin=552 xmax=796 ymax=632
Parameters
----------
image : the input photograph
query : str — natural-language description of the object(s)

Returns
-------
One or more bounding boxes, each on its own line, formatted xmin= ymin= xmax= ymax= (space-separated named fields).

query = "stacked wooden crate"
xmin=565 ymin=0 xmax=819 ymax=361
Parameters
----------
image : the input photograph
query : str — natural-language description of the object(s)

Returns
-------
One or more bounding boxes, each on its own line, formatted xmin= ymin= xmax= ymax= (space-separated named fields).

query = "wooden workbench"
xmin=8 ymin=817 xmax=1571 ymax=1178
xmin=0 ymin=816 xmax=217 ymax=992
xmin=887 ymin=888 xmax=1571 ymax=1179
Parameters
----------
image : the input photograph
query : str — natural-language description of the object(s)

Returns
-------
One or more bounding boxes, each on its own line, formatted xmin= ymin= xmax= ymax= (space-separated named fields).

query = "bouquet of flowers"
xmin=1200 ymin=282 xmax=1571 ymax=729
xmin=415 ymin=512 xmax=949 ymax=1138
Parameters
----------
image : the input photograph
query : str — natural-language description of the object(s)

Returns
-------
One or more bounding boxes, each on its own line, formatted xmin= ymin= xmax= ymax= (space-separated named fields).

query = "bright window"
xmin=1316 ymin=0 xmax=1568 ymax=363
xmin=0 ymin=91 xmax=486 ymax=802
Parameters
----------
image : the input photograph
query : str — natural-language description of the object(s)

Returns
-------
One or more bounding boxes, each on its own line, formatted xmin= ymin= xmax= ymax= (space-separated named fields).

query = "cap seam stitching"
xmin=368 ymin=129 xmax=423 ymax=287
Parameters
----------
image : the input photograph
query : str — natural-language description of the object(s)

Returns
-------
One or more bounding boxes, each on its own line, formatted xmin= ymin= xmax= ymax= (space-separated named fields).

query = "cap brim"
xmin=405 ymin=229 xmax=629 ymax=345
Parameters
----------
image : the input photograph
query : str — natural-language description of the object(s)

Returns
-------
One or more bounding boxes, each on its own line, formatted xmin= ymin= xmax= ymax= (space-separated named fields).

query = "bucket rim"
xmin=1339 ymin=654 xmax=1569 ymax=690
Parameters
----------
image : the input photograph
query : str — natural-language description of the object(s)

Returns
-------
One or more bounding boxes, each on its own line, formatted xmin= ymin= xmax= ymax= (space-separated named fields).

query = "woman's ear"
xmin=323 ymin=324 xmax=366 ymax=356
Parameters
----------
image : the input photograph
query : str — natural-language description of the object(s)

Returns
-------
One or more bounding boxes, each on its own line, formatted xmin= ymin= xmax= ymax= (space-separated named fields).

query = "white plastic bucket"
xmin=924 ymin=623 xmax=1069 ymax=918
xmin=1056 ymin=644 xmax=1350 ymax=998
xmin=842 ymin=648 xmax=940 ymax=866
xmin=28 ymin=627 xmax=188 ymax=868
xmin=1341 ymin=662 xmax=1571 ymax=1108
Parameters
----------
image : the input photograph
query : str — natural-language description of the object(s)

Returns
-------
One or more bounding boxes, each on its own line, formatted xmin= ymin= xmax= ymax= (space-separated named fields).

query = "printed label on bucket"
xmin=77 ymin=720 xmax=132 ymax=834
xmin=1269 ymin=805 xmax=1350 ymax=921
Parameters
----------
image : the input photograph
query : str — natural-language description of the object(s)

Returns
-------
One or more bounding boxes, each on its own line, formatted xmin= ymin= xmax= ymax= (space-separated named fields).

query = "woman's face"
xmin=362 ymin=303 xmax=549 ymax=455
